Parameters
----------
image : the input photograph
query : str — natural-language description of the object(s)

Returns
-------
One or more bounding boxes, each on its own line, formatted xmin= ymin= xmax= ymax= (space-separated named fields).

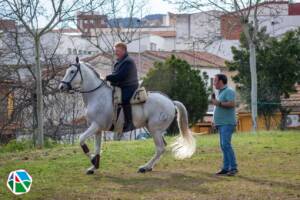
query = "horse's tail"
xmin=171 ymin=101 xmax=196 ymax=160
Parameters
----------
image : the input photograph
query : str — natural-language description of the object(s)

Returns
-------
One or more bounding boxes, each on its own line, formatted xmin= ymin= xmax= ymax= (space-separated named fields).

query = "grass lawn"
xmin=0 ymin=131 xmax=300 ymax=200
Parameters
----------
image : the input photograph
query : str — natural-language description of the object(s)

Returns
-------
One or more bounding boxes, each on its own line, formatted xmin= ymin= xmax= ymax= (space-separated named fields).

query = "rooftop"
xmin=79 ymin=50 xmax=227 ymax=78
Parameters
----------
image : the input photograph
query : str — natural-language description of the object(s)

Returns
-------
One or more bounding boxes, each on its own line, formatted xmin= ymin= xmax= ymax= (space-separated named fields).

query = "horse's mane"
xmin=81 ymin=62 xmax=112 ymax=89
xmin=83 ymin=62 xmax=101 ymax=79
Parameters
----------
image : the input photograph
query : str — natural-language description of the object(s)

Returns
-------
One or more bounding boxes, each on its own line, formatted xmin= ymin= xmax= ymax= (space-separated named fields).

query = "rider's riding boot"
xmin=122 ymin=104 xmax=135 ymax=132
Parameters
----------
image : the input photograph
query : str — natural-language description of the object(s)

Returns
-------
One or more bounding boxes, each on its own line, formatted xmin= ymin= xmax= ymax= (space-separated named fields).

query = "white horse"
xmin=58 ymin=60 xmax=196 ymax=174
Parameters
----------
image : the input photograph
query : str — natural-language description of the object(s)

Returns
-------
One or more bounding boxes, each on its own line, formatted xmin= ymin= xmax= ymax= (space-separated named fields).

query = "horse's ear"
xmin=76 ymin=56 xmax=79 ymax=64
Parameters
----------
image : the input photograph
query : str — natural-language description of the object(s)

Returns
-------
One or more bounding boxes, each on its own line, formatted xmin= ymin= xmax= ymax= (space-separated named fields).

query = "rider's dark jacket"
xmin=106 ymin=53 xmax=138 ymax=104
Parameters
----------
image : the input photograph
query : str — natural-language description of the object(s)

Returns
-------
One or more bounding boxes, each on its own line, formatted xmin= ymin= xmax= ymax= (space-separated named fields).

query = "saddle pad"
xmin=111 ymin=105 xmax=123 ymax=133
xmin=113 ymin=87 xmax=122 ymax=105
xmin=130 ymin=87 xmax=148 ymax=104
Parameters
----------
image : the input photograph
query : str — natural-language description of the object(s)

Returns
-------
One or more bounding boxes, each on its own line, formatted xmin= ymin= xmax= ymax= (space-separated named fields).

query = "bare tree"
xmin=75 ymin=0 xmax=147 ymax=64
xmin=0 ymin=26 xmax=87 ymax=144
xmin=0 ymin=0 xmax=103 ymax=147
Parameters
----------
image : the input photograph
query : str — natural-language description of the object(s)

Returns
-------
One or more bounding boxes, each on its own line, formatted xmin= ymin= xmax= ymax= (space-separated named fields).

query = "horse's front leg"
xmin=90 ymin=132 xmax=102 ymax=171
xmin=79 ymin=122 xmax=99 ymax=174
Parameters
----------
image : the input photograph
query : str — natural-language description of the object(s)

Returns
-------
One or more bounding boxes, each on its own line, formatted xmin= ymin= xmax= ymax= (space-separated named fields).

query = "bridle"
xmin=60 ymin=58 xmax=105 ymax=93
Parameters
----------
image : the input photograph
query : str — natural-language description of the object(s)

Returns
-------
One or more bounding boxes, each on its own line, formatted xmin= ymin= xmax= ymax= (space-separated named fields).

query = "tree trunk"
xmin=262 ymin=113 xmax=271 ymax=130
xmin=34 ymin=36 xmax=44 ymax=148
xmin=242 ymin=22 xmax=258 ymax=132
xmin=32 ymin=93 xmax=37 ymax=145
xmin=280 ymin=107 xmax=291 ymax=130
xmin=249 ymin=42 xmax=258 ymax=132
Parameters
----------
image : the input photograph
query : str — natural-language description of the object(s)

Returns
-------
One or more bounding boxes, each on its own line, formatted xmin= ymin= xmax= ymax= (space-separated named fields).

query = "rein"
xmin=60 ymin=62 xmax=107 ymax=94
xmin=75 ymin=80 xmax=105 ymax=94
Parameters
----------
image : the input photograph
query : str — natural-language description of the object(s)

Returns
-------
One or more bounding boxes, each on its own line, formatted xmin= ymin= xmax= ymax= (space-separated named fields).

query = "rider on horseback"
xmin=105 ymin=42 xmax=138 ymax=132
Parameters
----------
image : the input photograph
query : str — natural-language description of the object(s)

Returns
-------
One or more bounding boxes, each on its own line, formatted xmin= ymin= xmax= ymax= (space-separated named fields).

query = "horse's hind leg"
xmin=138 ymin=131 xmax=166 ymax=173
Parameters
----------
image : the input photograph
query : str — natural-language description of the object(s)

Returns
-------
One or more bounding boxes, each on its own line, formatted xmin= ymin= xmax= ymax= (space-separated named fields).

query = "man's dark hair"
xmin=216 ymin=74 xmax=228 ymax=84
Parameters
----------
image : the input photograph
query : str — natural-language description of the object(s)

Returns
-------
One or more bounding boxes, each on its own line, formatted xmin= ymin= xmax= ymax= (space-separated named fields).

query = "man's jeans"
xmin=217 ymin=125 xmax=237 ymax=171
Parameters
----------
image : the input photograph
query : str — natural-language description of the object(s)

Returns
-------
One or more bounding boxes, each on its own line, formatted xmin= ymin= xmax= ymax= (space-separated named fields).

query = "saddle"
xmin=111 ymin=86 xmax=148 ymax=133
xmin=113 ymin=86 xmax=148 ymax=105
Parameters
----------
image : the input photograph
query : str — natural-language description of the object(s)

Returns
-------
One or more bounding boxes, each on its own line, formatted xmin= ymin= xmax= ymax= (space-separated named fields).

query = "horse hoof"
xmin=138 ymin=168 xmax=146 ymax=173
xmin=138 ymin=168 xmax=152 ymax=173
xmin=86 ymin=170 xmax=94 ymax=175
xmin=91 ymin=154 xmax=100 ymax=169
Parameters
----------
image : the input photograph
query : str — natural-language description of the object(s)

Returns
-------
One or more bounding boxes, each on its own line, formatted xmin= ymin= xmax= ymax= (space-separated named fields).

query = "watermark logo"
xmin=7 ymin=169 xmax=32 ymax=195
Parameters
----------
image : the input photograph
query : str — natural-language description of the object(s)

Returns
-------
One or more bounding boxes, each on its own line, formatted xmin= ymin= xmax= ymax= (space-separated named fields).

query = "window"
xmin=67 ymin=48 xmax=72 ymax=54
xmin=79 ymin=50 xmax=83 ymax=55
xmin=73 ymin=49 xmax=77 ymax=55
xmin=83 ymin=50 xmax=87 ymax=55
xmin=150 ymin=42 xmax=157 ymax=51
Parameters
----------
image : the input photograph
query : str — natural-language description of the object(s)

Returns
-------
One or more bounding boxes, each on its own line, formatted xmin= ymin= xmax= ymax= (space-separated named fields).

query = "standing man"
xmin=106 ymin=42 xmax=139 ymax=132
xmin=211 ymin=74 xmax=238 ymax=176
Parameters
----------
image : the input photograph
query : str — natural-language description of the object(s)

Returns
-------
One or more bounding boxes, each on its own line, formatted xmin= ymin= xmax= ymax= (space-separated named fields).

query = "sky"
xmin=145 ymin=0 xmax=300 ymax=15
xmin=146 ymin=0 xmax=178 ymax=14
xmin=18 ymin=0 xmax=300 ymax=28
xmin=30 ymin=0 xmax=179 ymax=28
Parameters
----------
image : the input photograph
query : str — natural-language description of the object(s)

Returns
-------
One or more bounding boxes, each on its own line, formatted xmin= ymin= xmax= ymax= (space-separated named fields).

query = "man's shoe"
xmin=227 ymin=169 xmax=238 ymax=176
xmin=123 ymin=122 xmax=135 ymax=132
xmin=215 ymin=169 xmax=229 ymax=175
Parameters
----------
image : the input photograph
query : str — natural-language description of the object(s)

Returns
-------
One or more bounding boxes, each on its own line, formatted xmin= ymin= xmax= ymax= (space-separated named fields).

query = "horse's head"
xmin=59 ymin=58 xmax=83 ymax=92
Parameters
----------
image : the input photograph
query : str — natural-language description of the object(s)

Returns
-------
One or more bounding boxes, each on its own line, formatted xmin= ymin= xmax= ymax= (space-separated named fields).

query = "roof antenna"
xmin=76 ymin=56 xmax=79 ymax=64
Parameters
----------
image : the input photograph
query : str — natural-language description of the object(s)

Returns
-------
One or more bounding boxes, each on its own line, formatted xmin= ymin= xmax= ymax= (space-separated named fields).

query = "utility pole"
xmin=193 ymin=40 xmax=196 ymax=67
xmin=138 ymin=8 xmax=142 ymax=76
xmin=138 ymin=26 xmax=141 ymax=75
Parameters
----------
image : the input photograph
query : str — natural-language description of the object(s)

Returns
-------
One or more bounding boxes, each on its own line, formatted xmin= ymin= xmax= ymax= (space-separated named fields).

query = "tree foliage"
xmin=227 ymin=28 xmax=300 ymax=129
xmin=142 ymin=55 xmax=209 ymax=129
